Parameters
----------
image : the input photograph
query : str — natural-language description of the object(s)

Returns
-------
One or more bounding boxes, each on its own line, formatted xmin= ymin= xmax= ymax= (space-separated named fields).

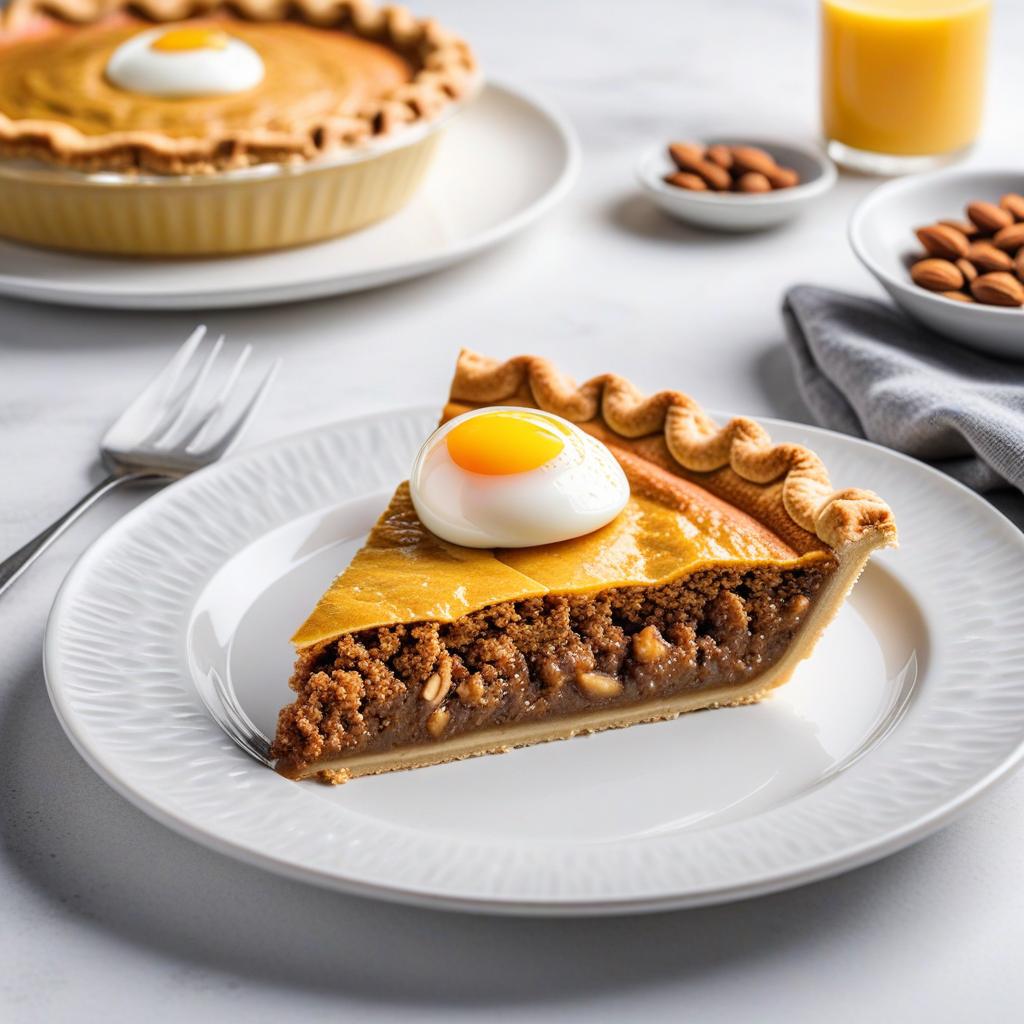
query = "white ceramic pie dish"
xmin=849 ymin=167 xmax=1024 ymax=360
xmin=636 ymin=135 xmax=837 ymax=232
xmin=0 ymin=81 xmax=481 ymax=257
xmin=43 ymin=406 xmax=1024 ymax=915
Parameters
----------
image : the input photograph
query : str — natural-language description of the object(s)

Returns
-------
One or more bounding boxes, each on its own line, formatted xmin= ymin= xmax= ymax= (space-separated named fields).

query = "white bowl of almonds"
xmin=636 ymin=136 xmax=836 ymax=232
xmin=850 ymin=168 xmax=1024 ymax=360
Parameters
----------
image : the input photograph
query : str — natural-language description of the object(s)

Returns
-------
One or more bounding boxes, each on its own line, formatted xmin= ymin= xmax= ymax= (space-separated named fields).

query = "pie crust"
xmin=446 ymin=351 xmax=896 ymax=555
xmin=0 ymin=0 xmax=478 ymax=174
xmin=272 ymin=352 xmax=897 ymax=781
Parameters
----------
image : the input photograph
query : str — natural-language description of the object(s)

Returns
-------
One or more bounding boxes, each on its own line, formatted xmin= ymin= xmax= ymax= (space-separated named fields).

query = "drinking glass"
xmin=820 ymin=0 xmax=991 ymax=174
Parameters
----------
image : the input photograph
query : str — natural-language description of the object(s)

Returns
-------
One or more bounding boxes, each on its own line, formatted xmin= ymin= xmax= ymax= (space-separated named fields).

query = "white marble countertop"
xmin=2 ymin=1 xmax=1023 ymax=1020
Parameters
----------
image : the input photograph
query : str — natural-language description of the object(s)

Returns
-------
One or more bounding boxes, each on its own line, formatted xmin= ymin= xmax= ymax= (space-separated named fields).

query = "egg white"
xmin=409 ymin=407 xmax=631 ymax=549
xmin=106 ymin=27 xmax=264 ymax=98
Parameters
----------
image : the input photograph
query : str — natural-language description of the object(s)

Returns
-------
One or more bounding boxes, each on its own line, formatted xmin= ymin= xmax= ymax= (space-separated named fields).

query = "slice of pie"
xmin=271 ymin=351 xmax=897 ymax=782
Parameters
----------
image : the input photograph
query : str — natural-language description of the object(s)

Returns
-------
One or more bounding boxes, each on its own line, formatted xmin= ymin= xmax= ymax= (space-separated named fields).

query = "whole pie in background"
xmin=0 ymin=0 xmax=477 ymax=173
xmin=0 ymin=0 xmax=479 ymax=254
xmin=272 ymin=352 xmax=898 ymax=782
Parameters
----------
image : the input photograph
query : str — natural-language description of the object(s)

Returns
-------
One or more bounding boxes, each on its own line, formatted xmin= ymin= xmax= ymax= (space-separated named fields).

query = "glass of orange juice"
xmin=820 ymin=0 xmax=991 ymax=174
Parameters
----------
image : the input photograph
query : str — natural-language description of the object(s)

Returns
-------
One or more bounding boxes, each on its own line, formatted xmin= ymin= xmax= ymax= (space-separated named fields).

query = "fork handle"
xmin=0 ymin=473 xmax=163 ymax=598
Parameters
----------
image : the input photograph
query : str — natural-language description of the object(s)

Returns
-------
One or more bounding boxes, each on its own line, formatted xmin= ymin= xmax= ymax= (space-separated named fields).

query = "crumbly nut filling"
xmin=271 ymin=562 xmax=835 ymax=775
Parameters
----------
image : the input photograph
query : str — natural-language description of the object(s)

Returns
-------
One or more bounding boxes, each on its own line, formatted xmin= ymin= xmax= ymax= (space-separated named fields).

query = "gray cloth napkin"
xmin=782 ymin=285 xmax=1024 ymax=493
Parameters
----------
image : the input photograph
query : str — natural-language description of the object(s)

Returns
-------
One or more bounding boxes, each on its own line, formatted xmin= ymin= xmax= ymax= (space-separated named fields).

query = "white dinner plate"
xmin=45 ymin=407 xmax=1024 ymax=915
xmin=0 ymin=83 xmax=578 ymax=310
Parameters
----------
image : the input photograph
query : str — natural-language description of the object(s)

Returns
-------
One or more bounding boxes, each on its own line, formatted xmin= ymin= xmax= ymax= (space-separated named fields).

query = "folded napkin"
xmin=782 ymin=285 xmax=1024 ymax=494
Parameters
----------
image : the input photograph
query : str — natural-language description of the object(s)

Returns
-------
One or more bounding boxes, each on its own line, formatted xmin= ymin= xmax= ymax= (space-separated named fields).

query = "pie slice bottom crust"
xmin=271 ymin=353 xmax=896 ymax=782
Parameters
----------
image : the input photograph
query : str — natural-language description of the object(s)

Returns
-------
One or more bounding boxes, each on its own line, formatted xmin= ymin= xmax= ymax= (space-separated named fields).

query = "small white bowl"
xmin=850 ymin=168 xmax=1024 ymax=360
xmin=636 ymin=135 xmax=837 ymax=232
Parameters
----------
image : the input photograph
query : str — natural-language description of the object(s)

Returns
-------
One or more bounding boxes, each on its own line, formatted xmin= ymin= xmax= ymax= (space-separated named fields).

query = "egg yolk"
xmin=151 ymin=27 xmax=230 ymax=52
xmin=446 ymin=411 xmax=567 ymax=475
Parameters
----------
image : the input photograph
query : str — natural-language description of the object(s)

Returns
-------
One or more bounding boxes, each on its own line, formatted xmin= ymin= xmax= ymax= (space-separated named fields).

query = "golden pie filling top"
xmin=291 ymin=483 xmax=832 ymax=650
xmin=0 ymin=17 xmax=413 ymax=137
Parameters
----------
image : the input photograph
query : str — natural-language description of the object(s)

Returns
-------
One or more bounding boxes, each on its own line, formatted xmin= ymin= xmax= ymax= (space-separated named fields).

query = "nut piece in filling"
xmin=271 ymin=352 xmax=896 ymax=782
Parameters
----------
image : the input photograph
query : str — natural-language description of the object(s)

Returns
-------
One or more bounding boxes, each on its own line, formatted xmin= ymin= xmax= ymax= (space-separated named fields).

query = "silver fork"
xmin=0 ymin=326 xmax=280 ymax=597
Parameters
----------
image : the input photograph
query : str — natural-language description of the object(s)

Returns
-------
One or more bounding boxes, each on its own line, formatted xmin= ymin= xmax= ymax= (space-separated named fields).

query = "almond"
xmin=664 ymin=171 xmax=708 ymax=191
xmin=667 ymin=142 xmax=705 ymax=170
xmin=993 ymin=222 xmax=1024 ymax=253
xmin=967 ymin=200 xmax=1013 ymax=234
xmin=695 ymin=160 xmax=732 ymax=190
xmin=915 ymin=223 xmax=969 ymax=259
xmin=965 ymin=240 xmax=1013 ymax=273
xmin=911 ymin=258 xmax=963 ymax=292
xmin=425 ymin=706 xmax=450 ymax=738
xmin=765 ymin=166 xmax=800 ymax=189
xmin=632 ymin=625 xmax=671 ymax=664
xmin=421 ymin=674 xmax=445 ymax=705
xmin=942 ymin=291 xmax=974 ymax=303
xmin=538 ymin=660 xmax=567 ymax=690
xmin=706 ymin=144 xmax=733 ymax=170
xmin=955 ymin=257 xmax=978 ymax=283
xmin=939 ymin=218 xmax=979 ymax=238
xmin=1000 ymin=193 xmax=1024 ymax=221
xmin=575 ymin=670 xmax=624 ymax=700
xmin=736 ymin=171 xmax=771 ymax=193
xmin=420 ymin=659 xmax=451 ymax=705
xmin=1016 ymin=249 xmax=1024 ymax=282
xmin=971 ymin=272 xmax=1024 ymax=307
xmin=667 ymin=145 xmax=732 ymax=189
xmin=730 ymin=145 xmax=777 ymax=176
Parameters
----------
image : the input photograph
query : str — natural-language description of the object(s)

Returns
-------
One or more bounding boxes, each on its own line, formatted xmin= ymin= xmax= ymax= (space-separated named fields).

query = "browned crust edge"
xmin=0 ymin=0 xmax=478 ymax=174
xmin=446 ymin=350 xmax=897 ymax=555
